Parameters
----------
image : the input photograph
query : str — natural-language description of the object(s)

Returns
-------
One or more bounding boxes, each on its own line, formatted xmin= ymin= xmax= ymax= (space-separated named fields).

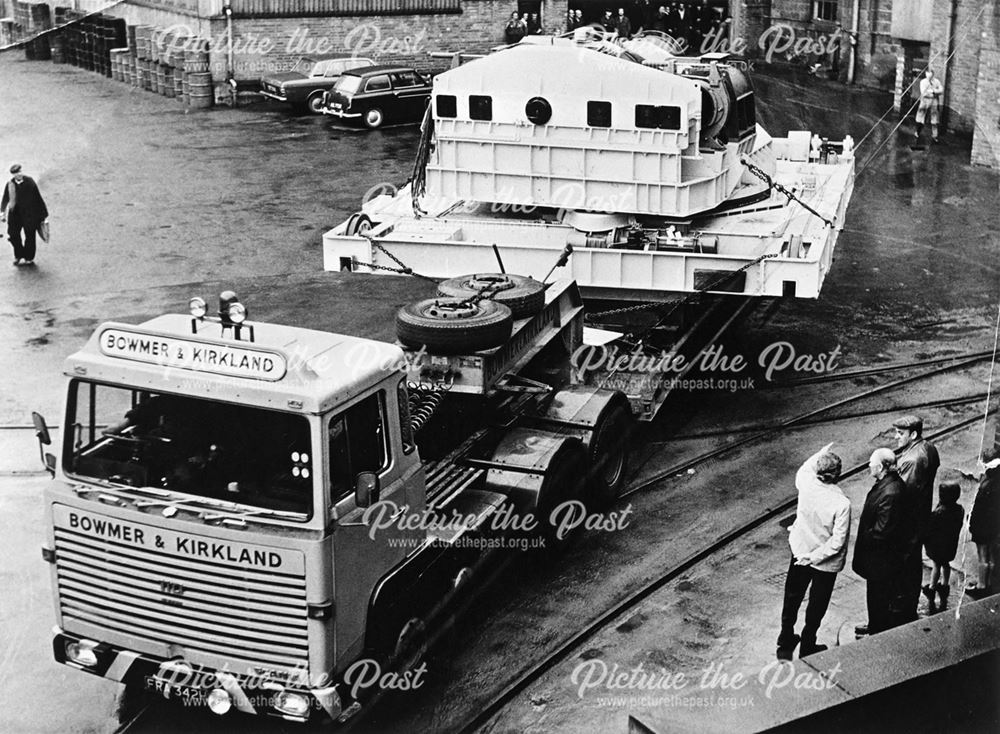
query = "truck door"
xmin=329 ymin=390 xmax=416 ymax=665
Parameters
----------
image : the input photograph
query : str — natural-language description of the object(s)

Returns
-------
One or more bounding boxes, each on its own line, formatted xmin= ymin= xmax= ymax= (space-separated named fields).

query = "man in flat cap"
xmin=853 ymin=448 xmax=908 ymax=634
xmin=776 ymin=442 xmax=851 ymax=660
xmin=893 ymin=414 xmax=940 ymax=623
xmin=1 ymin=164 xmax=48 ymax=266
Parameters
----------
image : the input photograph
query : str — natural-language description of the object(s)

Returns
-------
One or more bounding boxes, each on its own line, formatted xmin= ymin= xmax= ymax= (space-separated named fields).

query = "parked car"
xmin=322 ymin=65 xmax=433 ymax=129
xmin=260 ymin=54 xmax=375 ymax=114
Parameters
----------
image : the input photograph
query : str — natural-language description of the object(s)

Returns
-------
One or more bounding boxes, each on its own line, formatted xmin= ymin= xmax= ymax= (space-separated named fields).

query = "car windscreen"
xmin=291 ymin=57 xmax=315 ymax=75
xmin=334 ymin=75 xmax=363 ymax=94
xmin=64 ymin=382 xmax=314 ymax=518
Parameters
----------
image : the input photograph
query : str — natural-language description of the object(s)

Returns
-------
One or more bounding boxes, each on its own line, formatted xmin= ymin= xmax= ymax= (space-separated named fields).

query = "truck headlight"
xmin=65 ymin=639 xmax=99 ymax=667
xmin=207 ymin=688 xmax=232 ymax=715
xmin=274 ymin=690 xmax=311 ymax=718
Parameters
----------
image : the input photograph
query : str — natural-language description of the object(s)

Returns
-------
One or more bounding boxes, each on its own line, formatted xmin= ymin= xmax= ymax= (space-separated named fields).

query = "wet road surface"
xmin=1 ymin=52 xmax=998 ymax=734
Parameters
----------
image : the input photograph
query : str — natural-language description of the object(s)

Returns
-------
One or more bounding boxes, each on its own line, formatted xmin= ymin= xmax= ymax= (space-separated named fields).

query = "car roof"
xmin=301 ymin=53 xmax=373 ymax=63
xmin=343 ymin=64 xmax=424 ymax=77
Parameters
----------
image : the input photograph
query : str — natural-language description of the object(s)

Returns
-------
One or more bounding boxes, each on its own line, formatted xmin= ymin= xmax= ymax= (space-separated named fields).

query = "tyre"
xmin=306 ymin=91 xmax=325 ymax=114
xmin=536 ymin=438 xmax=588 ymax=545
xmin=436 ymin=273 xmax=545 ymax=319
xmin=396 ymin=298 xmax=513 ymax=354
xmin=344 ymin=212 xmax=373 ymax=236
xmin=363 ymin=107 xmax=385 ymax=129
xmin=587 ymin=405 xmax=632 ymax=507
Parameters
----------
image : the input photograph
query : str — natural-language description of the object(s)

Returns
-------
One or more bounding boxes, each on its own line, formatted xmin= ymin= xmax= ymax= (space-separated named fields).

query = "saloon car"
xmin=322 ymin=65 xmax=433 ymax=129
xmin=260 ymin=54 xmax=375 ymax=114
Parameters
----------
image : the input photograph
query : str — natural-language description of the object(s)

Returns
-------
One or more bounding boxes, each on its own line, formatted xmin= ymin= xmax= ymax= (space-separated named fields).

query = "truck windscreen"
xmin=64 ymin=381 xmax=314 ymax=517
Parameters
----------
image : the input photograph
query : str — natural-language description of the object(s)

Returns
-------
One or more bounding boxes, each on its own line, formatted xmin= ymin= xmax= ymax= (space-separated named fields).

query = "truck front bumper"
xmin=52 ymin=628 xmax=345 ymax=723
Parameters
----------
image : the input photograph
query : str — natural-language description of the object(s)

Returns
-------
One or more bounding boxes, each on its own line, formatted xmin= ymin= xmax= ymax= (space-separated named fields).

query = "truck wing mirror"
xmin=32 ymin=412 xmax=51 ymax=445
xmin=31 ymin=412 xmax=56 ymax=477
xmin=354 ymin=471 xmax=380 ymax=508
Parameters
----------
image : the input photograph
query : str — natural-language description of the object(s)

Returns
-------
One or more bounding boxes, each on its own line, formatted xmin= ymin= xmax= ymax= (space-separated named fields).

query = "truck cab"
xmin=39 ymin=285 xmax=633 ymax=723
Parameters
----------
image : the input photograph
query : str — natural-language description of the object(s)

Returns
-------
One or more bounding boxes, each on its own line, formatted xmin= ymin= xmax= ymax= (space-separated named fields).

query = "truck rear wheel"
xmin=436 ymin=273 xmax=545 ymax=319
xmin=536 ymin=438 xmax=588 ymax=544
xmin=396 ymin=298 xmax=513 ymax=354
xmin=588 ymin=405 xmax=632 ymax=507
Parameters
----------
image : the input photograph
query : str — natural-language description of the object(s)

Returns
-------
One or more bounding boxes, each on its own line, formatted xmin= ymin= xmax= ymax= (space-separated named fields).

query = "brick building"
xmin=731 ymin=0 xmax=1000 ymax=168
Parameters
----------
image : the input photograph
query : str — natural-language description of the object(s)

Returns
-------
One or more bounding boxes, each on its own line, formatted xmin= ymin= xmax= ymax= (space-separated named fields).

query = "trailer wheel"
xmin=588 ymin=405 xmax=632 ymax=507
xmin=536 ymin=438 xmax=588 ymax=544
xmin=344 ymin=212 xmax=373 ymax=237
xmin=396 ymin=298 xmax=513 ymax=354
xmin=436 ymin=273 xmax=545 ymax=319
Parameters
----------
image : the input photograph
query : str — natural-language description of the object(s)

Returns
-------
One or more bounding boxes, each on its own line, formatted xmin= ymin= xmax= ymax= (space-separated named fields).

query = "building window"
xmin=470 ymin=95 xmax=493 ymax=121
xmin=436 ymin=94 xmax=457 ymax=118
xmin=635 ymin=104 xmax=681 ymax=130
xmin=813 ymin=1 xmax=838 ymax=22
xmin=587 ymin=100 xmax=612 ymax=127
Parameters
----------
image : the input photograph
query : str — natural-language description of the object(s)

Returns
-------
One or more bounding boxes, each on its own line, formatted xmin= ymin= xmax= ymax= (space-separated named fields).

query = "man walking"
xmin=915 ymin=68 xmax=944 ymax=143
xmin=776 ymin=443 xmax=851 ymax=660
xmin=893 ymin=414 xmax=940 ymax=623
xmin=1 ymin=163 xmax=48 ymax=266
xmin=853 ymin=448 xmax=908 ymax=635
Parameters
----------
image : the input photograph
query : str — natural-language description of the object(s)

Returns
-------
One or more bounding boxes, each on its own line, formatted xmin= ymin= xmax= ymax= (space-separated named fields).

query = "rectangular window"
xmin=328 ymin=392 xmax=389 ymax=502
xmin=635 ymin=104 xmax=682 ymax=130
xmin=390 ymin=71 xmax=421 ymax=88
xmin=436 ymin=94 xmax=457 ymax=118
xmin=587 ymin=100 xmax=612 ymax=128
xmin=364 ymin=75 xmax=391 ymax=93
xmin=469 ymin=95 xmax=493 ymax=121
xmin=813 ymin=1 xmax=838 ymax=22
xmin=64 ymin=383 xmax=314 ymax=518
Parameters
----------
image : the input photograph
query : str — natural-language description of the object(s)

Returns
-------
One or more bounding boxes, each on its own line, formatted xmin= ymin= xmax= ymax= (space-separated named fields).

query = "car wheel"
xmin=306 ymin=92 xmax=325 ymax=115
xmin=363 ymin=107 xmax=385 ymax=129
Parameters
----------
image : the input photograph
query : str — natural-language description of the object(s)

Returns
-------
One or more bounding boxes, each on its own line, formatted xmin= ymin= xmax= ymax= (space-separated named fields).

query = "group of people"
xmin=2 ymin=163 xmax=48 ymax=267
xmin=504 ymin=1 xmax=729 ymax=51
xmin=777 ymin=414 xmax=1000 ymax=660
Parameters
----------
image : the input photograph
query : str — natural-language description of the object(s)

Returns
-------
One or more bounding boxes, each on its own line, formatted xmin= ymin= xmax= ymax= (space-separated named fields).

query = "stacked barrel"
xmin=131 ymin=25 xmax=213 ymax=109
xmin=13 ymin=1 xmax=52 ymax=61
xmin=28 ymin=11 xmax=215 ymax=111
xmin=55 ymin=11 xmax=125 ymax=76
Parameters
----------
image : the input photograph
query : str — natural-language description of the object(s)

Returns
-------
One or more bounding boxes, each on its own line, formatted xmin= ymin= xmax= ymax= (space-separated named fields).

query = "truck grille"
xmin=54 ymin=526 xmax=309 ymax=671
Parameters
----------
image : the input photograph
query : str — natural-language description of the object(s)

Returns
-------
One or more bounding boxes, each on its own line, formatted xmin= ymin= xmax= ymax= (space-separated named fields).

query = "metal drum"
xmin=186 ymin=71 xmax=213 ymax=109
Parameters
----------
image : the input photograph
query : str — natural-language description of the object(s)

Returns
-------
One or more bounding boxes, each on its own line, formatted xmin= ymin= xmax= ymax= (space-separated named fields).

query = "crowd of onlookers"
xmin=504 ymin=1 xmax=731 ymax=53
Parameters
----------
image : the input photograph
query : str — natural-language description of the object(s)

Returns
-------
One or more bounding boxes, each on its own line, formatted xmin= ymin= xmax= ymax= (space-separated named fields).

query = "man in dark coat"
xmin=614 ymin=8 xmax=632 ymax=39
xmin=1 ymin=163 xmax=48 ymax=266
xmin=853 ymin=448 xmax=908 ymax=635
xmin=893 ymin=414 xmax=940 ymax=622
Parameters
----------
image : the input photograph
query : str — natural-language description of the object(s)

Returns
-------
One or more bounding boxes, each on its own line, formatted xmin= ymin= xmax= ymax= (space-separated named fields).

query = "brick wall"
xmin=930 ymin=0 xmax=984 ymax=134
xmin=83 ymin=0 xmax=563 ymax=82
xmin=970 ymin=0 xmax=999 ymax=166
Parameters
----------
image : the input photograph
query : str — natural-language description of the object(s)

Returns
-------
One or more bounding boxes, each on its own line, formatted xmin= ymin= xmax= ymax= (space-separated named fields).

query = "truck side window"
xmin=328 ymin=392 xmax=389 ymax=501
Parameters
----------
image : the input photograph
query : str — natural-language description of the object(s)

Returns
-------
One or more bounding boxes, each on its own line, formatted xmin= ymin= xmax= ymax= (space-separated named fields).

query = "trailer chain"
xmin=741 ymin=157 xmax=836 ymax=229
xmin=622 ymin=251 xmax=780 ymax=344
xmin=353 ymin=234 xmax=439 ymax=283
xmin=585 ymin=301 xmax=664 ymax=322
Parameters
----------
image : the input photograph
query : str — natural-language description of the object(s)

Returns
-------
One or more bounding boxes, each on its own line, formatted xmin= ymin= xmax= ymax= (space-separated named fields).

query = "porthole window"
xmin=525 ymin=96 xmax=552 ymax=125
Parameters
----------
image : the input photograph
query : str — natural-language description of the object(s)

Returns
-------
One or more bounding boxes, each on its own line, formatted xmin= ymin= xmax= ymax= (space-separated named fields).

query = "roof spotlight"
xmin=189 ymin=297 xmax=207 ymax=318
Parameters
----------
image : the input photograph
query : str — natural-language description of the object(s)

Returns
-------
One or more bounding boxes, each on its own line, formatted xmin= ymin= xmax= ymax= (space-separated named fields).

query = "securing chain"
xmin=741 ymin=157 xmax=835 ymax=229
xmin=352 ymin=233 xmax=439 ymax=283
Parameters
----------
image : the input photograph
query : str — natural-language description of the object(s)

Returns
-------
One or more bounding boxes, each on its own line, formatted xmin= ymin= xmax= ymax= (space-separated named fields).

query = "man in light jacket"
xmin=776 ymin=442 xmax=852 ymax=660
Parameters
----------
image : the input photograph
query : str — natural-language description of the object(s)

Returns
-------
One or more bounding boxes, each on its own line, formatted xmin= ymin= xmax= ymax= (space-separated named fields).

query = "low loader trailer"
xmin=34 ymin=280 xmax=653 ymax=724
